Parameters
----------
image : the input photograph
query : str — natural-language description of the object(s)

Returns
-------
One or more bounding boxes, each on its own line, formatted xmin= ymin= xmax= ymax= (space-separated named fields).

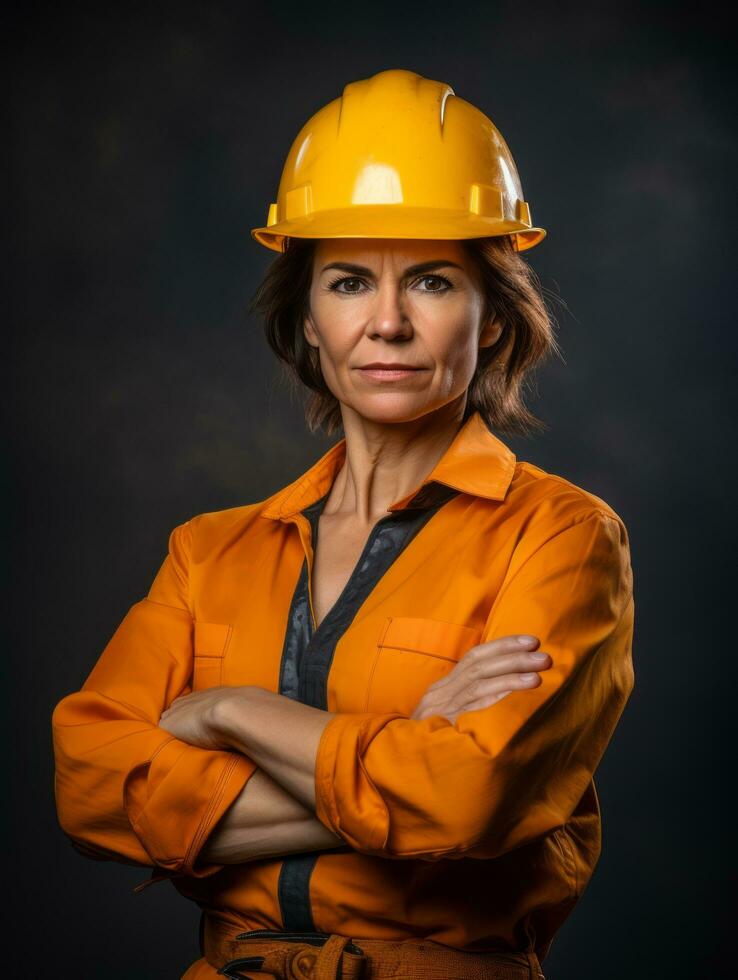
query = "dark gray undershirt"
xmin=276 ymin=481 xmax=461 ymax=932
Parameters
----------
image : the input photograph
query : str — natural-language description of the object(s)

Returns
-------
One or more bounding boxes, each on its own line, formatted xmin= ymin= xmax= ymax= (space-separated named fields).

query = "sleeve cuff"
xmin=314 ymin=710 xmax=406 ymax=854
xmin=124 ymin=739 xmax=257 ymax=878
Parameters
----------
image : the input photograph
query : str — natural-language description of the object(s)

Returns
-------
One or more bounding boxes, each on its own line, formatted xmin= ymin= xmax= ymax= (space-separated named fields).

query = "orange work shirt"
xmin=52 ymin=409 xmax=635 ymax=973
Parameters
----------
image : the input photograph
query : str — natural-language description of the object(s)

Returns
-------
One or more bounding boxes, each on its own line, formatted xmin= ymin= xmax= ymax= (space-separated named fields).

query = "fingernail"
xmin=530 ymin=652 xmax=549 ymax=662
xmin=520 ymin=673 xmax=537 ymax=681
xmin=517 ymin=635 xmax=538 ymax=645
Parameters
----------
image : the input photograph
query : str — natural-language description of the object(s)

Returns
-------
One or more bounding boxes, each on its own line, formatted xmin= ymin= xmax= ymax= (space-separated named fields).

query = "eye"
xmin=326 ymin=276 xmax=367 ymax=294
xmin=325 ymin=273 xmax=454 ymax=295
xmin=414 ymin=275 xmax=453 ymax=294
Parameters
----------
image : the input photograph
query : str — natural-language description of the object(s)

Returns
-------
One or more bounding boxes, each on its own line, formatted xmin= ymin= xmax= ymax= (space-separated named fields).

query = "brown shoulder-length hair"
xmin=248 ymin=235 xmax=563 ymax=438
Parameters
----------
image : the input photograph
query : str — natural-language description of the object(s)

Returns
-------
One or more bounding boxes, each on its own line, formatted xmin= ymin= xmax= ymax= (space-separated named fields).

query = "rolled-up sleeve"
xmin=313 ymin=509 xmax=635 ymax=861
xmin=51 ymin=520 xmax=257 ymax=878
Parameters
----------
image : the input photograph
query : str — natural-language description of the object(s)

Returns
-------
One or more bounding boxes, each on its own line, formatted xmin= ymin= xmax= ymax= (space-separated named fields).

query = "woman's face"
xmin=304 ymin=238 xmax=501 ymax=425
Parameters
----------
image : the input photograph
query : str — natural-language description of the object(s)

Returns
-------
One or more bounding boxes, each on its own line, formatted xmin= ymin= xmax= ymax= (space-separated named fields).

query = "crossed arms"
xmin=52 ymin=508 xmax=634 ymax=875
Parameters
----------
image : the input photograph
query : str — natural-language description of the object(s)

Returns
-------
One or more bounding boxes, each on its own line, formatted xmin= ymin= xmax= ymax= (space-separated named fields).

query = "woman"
xmin=52 ymin=69 xmax=635 ymax=980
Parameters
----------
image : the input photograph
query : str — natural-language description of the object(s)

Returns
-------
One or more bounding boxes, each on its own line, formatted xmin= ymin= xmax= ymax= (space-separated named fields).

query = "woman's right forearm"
xmin=198 ymin=766 xmax=345 ymax=865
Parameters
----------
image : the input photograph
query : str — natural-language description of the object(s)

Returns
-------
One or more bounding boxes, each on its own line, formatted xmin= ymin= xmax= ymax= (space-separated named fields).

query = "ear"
xmin=303 ymin=313 xmax=320 ymax=348
xmin=479 ymin=315 xmax=503 ymax=349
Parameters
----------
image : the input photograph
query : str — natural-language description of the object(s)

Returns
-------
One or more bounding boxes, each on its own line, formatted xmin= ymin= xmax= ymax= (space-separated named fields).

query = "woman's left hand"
xmin=158 ymin=686 xmax=238 ymax=750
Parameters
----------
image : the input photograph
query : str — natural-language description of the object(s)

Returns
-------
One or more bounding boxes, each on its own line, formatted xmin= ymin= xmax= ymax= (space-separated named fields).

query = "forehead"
xmin=313 ymin=238 xmax=470 ymax=270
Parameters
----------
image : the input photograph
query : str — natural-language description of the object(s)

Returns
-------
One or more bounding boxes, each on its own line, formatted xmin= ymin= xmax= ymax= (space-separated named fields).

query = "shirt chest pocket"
xmin=192 ymin=621 xmax=232 ymax=690
xmin=365 ymin=616 xmax=483 ymax=715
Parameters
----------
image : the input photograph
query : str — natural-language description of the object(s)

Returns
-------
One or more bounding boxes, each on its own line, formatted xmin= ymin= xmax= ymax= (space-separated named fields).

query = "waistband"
xmin=202 ymin=915 xmax=545 ymax=980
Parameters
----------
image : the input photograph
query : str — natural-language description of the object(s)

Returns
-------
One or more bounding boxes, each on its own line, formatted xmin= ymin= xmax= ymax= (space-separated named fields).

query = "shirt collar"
xmin=260 ymin=409 xmax=517 ymax=521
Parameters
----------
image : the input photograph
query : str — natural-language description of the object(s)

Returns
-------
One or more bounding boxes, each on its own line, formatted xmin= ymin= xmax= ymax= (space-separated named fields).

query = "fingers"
xmin=453 ymin=669 xmax=544 ymax=713
xmin=426 ymin=670 xmax=545 ymax=723
xmin=462 ymin=635 xmax=547 ymax=677
xmin=469 ymin=647 xmax=552 ymax=681
xmin=429 ymin=635 xmax=551 ymax=696
xmin=412 ymin=634 xmax=554 ymax=723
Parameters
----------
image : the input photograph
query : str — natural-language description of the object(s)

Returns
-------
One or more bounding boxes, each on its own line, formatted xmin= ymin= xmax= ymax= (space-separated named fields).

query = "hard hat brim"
xmin=251 ymin=205 xmax=546 ymax=254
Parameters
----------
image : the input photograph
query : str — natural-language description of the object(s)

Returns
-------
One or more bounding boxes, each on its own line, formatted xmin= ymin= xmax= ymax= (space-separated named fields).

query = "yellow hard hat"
xmin=251 ymin=68 xmax=546 ymax=254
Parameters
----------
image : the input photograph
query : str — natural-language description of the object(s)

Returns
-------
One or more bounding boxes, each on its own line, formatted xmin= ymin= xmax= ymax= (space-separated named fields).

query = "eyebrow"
xmin=320 ymin=260 xmax=465 ymax=277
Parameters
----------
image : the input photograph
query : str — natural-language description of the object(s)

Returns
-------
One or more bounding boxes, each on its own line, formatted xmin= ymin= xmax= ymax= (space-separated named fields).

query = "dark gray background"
xmin=9 ymin=1 xmax=735 ymax=977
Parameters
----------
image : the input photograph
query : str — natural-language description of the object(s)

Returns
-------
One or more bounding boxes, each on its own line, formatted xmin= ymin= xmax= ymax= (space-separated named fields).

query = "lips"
xmin=357 ymin=364 xmax=426 ymax=382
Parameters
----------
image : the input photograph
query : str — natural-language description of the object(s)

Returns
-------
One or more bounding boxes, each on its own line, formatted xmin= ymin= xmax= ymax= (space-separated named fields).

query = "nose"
xmin=369 ymin=279 xmax=412 ymax=339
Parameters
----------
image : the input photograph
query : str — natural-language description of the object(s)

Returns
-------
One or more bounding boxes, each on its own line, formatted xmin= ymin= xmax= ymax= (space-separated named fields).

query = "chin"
xmin=342 ymin=396 xmax=445 ymax=426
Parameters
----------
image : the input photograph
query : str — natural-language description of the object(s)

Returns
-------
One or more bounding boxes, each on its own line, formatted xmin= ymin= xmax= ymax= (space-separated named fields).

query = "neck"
xmin=325 ymin=399 xmax=468 ymax=523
